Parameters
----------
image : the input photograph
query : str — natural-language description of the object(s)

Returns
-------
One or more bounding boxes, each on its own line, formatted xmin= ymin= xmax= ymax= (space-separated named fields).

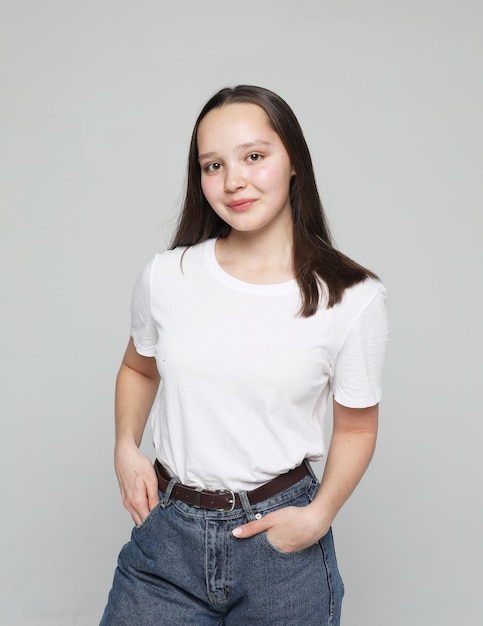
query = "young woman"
xmin=100 ymin=85 xmax=388 ymax=626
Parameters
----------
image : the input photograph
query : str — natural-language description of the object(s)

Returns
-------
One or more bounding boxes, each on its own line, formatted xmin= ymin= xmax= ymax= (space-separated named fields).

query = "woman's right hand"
xmin=114 ymin=443 xmax=160 ymax=525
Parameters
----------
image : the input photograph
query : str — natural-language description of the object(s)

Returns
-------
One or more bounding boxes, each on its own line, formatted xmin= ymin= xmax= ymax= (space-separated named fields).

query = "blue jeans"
xmin=100 ymin=471 xmax=344 ymax=625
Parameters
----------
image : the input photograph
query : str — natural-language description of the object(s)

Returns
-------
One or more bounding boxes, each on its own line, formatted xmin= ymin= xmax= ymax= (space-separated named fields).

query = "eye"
xmin=246 ymin=153 xmax=263 ymax=163
xmin=204 ymin=162 xmax=222 ymax=173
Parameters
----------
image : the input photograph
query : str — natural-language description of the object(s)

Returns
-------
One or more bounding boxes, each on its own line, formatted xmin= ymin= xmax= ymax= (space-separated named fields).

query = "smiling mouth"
xmin=227 ymin=199 xmax=257 ymax=212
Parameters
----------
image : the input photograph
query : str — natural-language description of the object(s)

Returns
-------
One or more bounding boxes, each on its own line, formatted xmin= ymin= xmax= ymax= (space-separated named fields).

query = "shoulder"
xmin=151 ymin=245 xmax=187 ymax=270
xmin=323 ymin=277 xmax=387 ymax=335
xmin=133 ymin=240 xmax=213 ymax=295
xmin=149 ymin=240 xmax=211 ymax=275
xmin=340 ymin=277 xmax=386 ymax=310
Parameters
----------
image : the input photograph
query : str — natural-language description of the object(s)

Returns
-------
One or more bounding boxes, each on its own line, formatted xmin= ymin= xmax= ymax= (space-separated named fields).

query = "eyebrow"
xmin=198 ymin=140 xmax=273 ymax=161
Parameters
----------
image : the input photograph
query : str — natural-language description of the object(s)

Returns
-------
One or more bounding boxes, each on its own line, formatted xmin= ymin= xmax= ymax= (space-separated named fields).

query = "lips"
xmin=227 ymin=198 xmax=257 ymax=212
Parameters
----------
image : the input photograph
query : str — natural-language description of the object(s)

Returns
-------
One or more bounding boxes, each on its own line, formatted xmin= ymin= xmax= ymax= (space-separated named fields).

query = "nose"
xmin=224 ymin=164 xmax=247 ymax=193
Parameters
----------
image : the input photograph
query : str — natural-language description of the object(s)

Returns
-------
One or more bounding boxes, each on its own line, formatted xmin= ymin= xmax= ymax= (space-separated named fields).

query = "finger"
xmin=123 ymin=494 xmax=143 ymax=526
xmin=232 ymin=516 xmax=271 ymax=539
xmin=146 ymin=472 xmax=161 ymax=510
xmin=131 ymin=510 xmax=143 ymax=526
xmin=120 ymin=489 xmax=142 ymax=525
xmin=131 ymin=475 xmax=152 ymax=522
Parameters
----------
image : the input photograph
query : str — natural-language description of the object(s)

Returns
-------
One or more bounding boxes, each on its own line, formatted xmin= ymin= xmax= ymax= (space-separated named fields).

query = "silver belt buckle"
xmin=215 ymin=489 xmax=236 ymax=512
xmin=192 ymin=487 xmax=204 ymax=509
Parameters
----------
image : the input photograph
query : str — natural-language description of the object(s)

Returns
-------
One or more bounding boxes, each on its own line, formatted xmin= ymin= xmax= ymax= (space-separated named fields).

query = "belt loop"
xmin=238 ymin=490 xmax=257 ymax=521
xmin=161 ymin=477 xmax=178 ymax=508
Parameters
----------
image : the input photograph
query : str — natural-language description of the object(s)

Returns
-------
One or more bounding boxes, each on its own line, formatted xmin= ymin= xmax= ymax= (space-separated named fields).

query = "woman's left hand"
xmin=232 ymin=503 xmax=331 ymax=553
xmin=232 ymin=404 xmax=379 ymax=552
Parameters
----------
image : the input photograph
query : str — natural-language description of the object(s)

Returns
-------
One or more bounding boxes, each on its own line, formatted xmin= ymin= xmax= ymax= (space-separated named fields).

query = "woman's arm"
xmin=114 ymin=337 xmax=161 ymax=525
xmin=232 ymin=399 xmax=378 ymax=551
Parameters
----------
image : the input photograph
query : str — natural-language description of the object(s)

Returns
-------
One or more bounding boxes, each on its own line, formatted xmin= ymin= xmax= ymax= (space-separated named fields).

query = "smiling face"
xmin=197 ymin=103 xmax=295 ymax=238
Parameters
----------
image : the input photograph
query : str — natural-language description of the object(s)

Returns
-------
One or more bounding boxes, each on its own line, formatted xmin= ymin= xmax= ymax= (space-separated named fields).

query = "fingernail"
xmin=232 ymin=527 xmax=242 ymax=537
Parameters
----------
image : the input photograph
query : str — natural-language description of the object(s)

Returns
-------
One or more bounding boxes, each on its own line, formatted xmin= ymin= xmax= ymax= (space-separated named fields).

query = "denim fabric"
xmin=100 ymin=473 xmax=344 ymax=625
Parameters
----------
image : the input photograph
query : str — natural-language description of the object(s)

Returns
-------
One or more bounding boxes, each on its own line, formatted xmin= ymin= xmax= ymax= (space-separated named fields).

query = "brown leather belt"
xmin=154 ymin=460 xmax=309 ymax=512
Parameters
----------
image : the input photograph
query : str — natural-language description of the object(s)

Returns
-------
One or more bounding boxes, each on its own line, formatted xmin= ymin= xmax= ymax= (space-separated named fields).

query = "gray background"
xmin=1 ymin=1 xmax=482 ymax=624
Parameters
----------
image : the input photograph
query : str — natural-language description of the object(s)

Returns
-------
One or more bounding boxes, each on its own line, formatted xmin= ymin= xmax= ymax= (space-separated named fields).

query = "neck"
xmin=216 ymin=224 xmax=295 ymax=284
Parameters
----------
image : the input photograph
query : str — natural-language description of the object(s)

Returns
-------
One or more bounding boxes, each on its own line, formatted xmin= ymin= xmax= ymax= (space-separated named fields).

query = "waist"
xmin=154 ymin=460 xmax=310 ymax=512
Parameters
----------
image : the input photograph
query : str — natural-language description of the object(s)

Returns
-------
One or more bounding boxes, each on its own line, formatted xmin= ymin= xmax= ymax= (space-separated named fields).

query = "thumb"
xmin=232 ymin=516 xmax=270 ymax=539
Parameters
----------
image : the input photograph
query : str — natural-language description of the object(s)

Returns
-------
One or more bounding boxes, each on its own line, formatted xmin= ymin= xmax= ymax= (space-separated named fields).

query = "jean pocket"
xmin=260 ymin=530 xmax=321 ymax=559
xmin=258 ymin=492 xmax=315 ymax=558
xmin=134 ymin=503 xmax=162 ymax=532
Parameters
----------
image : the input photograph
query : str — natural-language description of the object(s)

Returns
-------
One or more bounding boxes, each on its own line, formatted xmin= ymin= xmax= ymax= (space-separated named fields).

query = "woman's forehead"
xmin=197 ymin=103 xmax=277 ymax=151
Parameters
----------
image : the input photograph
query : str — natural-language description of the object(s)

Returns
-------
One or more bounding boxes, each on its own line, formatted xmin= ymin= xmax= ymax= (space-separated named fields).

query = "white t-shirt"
xmin=131 ymin=238 xmax=388 ymax=491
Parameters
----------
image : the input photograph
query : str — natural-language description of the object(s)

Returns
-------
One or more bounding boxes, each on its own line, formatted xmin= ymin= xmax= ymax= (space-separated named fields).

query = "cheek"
xmin=252 ymin=166 xmax=276 ymax=189
xmin=201 ymin=176 xmax=217 ymax=203
xmin=257 ymin=164 xmax=291 ymax=192
xmin=201 ymin=177 xmax=226 ymax=216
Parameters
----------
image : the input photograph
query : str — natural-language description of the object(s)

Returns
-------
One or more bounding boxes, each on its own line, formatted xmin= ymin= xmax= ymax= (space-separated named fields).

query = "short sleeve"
xmin=130 ymin=259 xmax=158 ymax=357
xmin=331 ymin=285 xmax=389 ymax=408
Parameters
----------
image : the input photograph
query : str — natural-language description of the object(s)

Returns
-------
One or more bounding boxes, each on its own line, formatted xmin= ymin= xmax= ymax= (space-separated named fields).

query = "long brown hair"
xmin=171 ymin=85 xmax=376 ymax=317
